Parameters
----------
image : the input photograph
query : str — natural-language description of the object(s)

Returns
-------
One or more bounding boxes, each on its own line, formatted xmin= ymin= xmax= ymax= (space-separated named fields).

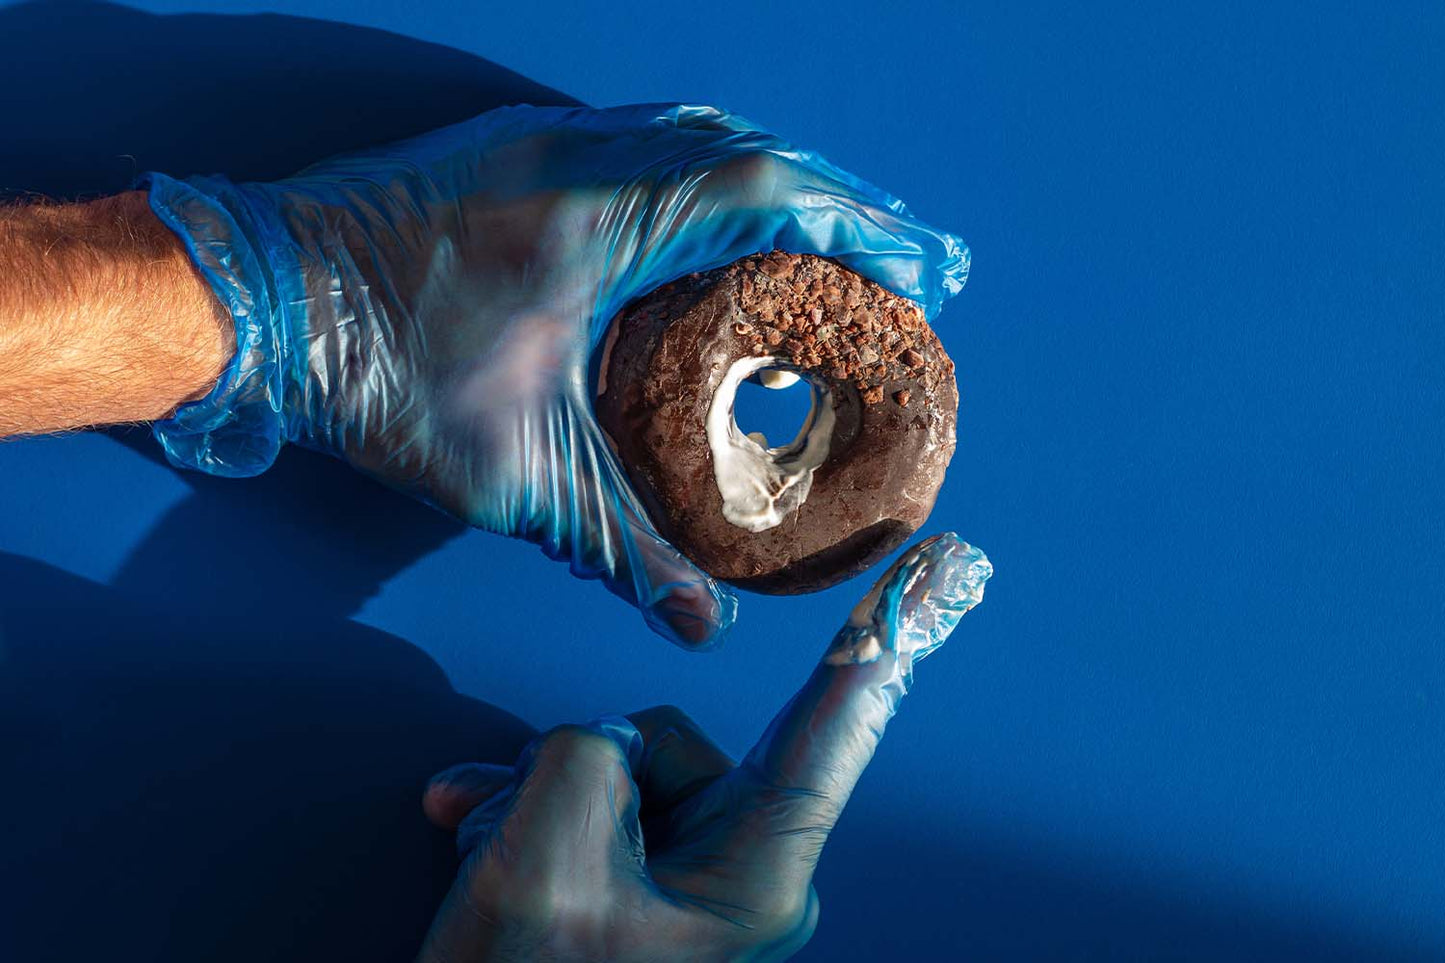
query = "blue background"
xmin=2 ymin=1 xmax=1442 ymax=960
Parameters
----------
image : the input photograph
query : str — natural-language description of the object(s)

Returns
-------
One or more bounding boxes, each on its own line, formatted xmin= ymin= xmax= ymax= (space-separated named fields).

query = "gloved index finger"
xmin=739 ymin=534 xmax=991 ymax=841
xmin=585 ymin=105 xmax=969 ymax=342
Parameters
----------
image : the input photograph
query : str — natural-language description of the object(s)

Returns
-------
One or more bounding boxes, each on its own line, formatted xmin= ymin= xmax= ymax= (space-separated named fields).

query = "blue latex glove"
xmin=139 ymin=104 xmax=969 ymax=648
xmin=418 ymin=534 xmax=992 ymax=962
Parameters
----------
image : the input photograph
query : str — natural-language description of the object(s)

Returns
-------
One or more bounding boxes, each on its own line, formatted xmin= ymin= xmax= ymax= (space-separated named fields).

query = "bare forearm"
xmin=0 ymin=191 xmax=233 ymax=436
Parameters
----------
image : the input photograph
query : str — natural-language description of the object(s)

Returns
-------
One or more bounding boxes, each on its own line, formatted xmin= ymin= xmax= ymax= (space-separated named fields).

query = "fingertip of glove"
xmin=940 ymin=232 xmax=972 ymax=296
xmin=917 ymin=230 xmax=971 ymax=319
xmin=422 ymin=763 xmax=514 ymax=831
xmin=646 ymin=579 xmax=738 ymax=651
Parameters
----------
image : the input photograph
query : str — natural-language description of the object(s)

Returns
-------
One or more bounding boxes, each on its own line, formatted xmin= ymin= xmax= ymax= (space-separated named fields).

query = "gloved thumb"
xmin=423 ymin=763 xmax=514 ymax=831
xmin=609 ymin=514 xmax=739 ymax=650
xmin=477 ymin=384 xmax=737 ymax=651
xmin=571 ymin=397 xmax=738 ymax=650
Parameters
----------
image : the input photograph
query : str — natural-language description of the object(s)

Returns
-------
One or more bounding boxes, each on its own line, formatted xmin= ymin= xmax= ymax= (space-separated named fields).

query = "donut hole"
xmin=732 ymin=369 xmax=818 ymax=452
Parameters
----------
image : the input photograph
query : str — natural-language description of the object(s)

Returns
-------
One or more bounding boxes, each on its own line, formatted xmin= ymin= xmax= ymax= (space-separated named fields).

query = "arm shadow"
xmin=0 ymin=0 xmax=580 ymax=198
xmin=0 ymin=3 xmax=571 ymax=960
xmin=0 ymin=548 xmax=536 ymax=962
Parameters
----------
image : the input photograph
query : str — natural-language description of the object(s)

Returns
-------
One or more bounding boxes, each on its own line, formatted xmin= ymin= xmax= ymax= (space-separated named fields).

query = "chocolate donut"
xmin=595 ymin=251 xmax=957 ymax=594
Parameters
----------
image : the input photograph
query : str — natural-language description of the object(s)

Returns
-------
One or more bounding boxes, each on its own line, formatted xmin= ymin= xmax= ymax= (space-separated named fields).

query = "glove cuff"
xmin=137 ymin=171 xmax=299 ymax=477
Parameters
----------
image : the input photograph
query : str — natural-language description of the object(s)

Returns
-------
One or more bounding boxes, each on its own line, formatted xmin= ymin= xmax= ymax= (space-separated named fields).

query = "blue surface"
xmin=1 ymin=1 xmax=1442 ymax=960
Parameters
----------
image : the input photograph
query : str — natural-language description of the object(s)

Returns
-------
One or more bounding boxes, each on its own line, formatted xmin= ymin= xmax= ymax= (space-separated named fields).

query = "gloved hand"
xmin=138 ymin=104 xmax=969 ymax=648
xmin=416 ymin=533 xmax=992 ymax=962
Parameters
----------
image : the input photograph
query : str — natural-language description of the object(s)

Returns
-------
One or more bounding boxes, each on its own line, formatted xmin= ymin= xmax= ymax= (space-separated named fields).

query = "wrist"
xmin=106 ymin=190 xmax=237 ymax=406
xmin=140 ymin=173 xmax=300 ymax=477
xmin=0 ymin=191 xmax=234 ymax=435
xmin=129 ymin=190 xmax=236 ymax=394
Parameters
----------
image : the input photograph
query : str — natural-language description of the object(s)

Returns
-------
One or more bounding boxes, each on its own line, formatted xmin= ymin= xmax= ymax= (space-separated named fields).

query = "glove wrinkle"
xmin=139 ymin=104 xmax=969 ymax=647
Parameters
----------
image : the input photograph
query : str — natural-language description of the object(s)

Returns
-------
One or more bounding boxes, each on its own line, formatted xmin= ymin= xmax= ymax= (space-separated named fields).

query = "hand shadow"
xmin=0 ymin=0 xmax=580 ymax=197
xmin=0 ymin=2 xmax=579 ymax=960
xmin=0 ymin=541 xmax=535 ymax=962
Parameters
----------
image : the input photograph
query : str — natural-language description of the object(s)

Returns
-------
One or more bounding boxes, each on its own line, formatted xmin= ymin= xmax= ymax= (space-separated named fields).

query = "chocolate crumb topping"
xmin=714 ymin=251 xmax=939 ymax=404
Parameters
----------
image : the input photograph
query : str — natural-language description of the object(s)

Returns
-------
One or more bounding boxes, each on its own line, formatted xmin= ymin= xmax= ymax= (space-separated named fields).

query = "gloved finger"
xmin=647 ymin=103 xmax=916 ymax=221
xmin=591 ymin=129 xmax=968 ymax=343
xmin=422 ymin=763 xmax=515 ymax=831
xmin=704 ymin=148 xmax=965 ymax=315
xmin=626 ymin=705 xmax=736 ymax=811
xmin=736 ymin=534 xmax=991 ymax=861
xmin=469 ymin=385 xmax=737 ymax=650
xmin=563 ymin=403 xmax=738 ymax=650
xmin=611 ymin=512 xmax=738 ymax=651
xmin=493 ymin=718 xmax=648 ymax=877
xmin=383 ymin=102 xmax=956 ymax=309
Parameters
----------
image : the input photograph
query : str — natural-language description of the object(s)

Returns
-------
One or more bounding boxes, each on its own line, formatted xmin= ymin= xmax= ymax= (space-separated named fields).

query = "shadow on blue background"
xmin=0 ymin=1 xmax=559 ymax=958
xmin=0 ymin=1 xmax=1437 ymax=961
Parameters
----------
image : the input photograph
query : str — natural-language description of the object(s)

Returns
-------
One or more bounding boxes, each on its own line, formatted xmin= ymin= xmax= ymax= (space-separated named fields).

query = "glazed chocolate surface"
xmin=595 ymin=252 xmax=957 ymax=594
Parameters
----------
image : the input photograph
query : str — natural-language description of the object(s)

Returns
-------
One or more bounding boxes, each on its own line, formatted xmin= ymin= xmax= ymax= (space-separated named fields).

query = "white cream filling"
xmin=756 ymin=368 xmax=801 ymax=390
xmin=706 ymin=356 xmax=834 ymax=532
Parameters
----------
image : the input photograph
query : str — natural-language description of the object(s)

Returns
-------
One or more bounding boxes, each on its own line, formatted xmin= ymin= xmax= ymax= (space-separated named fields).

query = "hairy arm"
xmin=0 ymin=191 xmax=234 ymax=436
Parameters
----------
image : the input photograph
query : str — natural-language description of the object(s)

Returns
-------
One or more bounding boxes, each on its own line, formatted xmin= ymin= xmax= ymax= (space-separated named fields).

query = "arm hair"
xmin=0 ymin=191 xmax=234 ymax=436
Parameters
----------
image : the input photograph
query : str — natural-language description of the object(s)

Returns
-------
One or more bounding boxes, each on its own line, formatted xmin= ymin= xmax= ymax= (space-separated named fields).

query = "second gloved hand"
xmin=416 ymin=534 xmax=991 ymax=962
xmin=140 ymin=104 xmax=969 ymax=648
